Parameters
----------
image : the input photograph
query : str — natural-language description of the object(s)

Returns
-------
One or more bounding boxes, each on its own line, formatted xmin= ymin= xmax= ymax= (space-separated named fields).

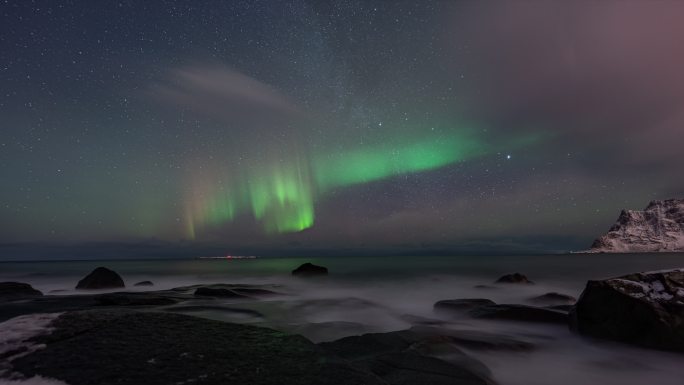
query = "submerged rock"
xmin=0 ymin=282 xmax=43 ymax=301
xmin=527 ymin=292 xmax=577 ymax=306
xmin=570 ymin=269 xmax=684 ymax=352
xmin=434 ymin=299 xmax=496 ymax=314
xmin=469 ymin=304 xmax=567 ymax=324
xmin=75 ymin=267 xmax=125 ymax=290
xmin=133 ymin=281 xmax=153 ymax=287
xmin=495 ymin=273 xmax=534 ymax=284
xmin=10 ymin=310 xmax=385 ymax=385
xmin=292 ymin=262 xmax=329 ymax=277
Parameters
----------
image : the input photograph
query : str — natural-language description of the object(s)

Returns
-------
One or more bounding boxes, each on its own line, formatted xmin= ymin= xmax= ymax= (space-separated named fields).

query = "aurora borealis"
xmin=188 ymin=128 xmax=492 ymax=236
xmin=2 ymin=1 xmax=684 ymax=257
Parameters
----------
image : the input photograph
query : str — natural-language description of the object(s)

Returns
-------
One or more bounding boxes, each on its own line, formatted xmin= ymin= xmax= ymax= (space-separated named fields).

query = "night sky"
xmin=2 ymin=1 xmax=683 ymax=257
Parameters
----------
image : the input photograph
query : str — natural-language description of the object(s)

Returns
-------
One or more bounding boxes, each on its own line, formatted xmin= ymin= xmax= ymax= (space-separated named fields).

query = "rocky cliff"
xmin=589 ymin=199 xmax=684 ymax=253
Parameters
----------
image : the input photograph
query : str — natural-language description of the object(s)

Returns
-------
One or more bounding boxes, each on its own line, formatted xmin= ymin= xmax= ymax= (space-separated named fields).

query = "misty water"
xmin=2 ymin=253 xmax=684 ymax=385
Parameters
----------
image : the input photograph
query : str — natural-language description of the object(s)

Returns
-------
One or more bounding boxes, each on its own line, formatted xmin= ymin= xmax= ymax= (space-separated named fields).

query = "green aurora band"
xmin=187 ymin=129 xmax=539 ymax=237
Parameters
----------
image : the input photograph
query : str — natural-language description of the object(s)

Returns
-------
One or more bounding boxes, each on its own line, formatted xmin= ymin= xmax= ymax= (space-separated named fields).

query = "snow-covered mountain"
xmin=589 ymin=199 xmax=684 ymax=253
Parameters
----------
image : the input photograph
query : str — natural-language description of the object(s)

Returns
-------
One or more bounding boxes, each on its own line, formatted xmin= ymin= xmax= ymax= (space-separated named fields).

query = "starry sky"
xmin=2 ymin=1 xmax=684 ymax=258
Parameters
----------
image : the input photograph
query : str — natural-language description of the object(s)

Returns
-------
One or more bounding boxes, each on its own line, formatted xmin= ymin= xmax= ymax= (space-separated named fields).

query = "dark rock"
xmin=527 ymin=292 xmax=576 ymax=306
xmin=495 ymin=273 xmax=534 ymax=284
xmin=434 ymin=299 xmax=496 ymax=314
xmin=0 ymin=295 xmax=99 ymax=322
xmin=281 ymin=321 xmax=373 ymax=343
xmin=364 ymin=351 xmax=490 ymax=385
xmin=11 ymin=310 xmax=384 ymax=385
xmin=133 ymin=281 xmax=153 ymax=287
xmin=570 ymin=269 xmax=684 ymax=352
xmin=193 ymin=287 xmax=251 ymax=299
xmin=320 ymin=330 xmax=493 ymax=385
xmin=165 ymin=305 xmax=264 ymax=319
xmin=94 ymin=293 xmax=179 ymax=306
xmin=75 ymin=267 xmax=125 ymax=290
xmin=230 ymin=287 xmax=280 ymax=296
xmin=469 ymin=304 xmax=568 ymax=324
xmin=0 ymin=282 xmax=43 ymax=301
xmin=409 ymin=325 xmax=535 ymax=352
xmin=292 ymin=262 xmax=328 ymax=277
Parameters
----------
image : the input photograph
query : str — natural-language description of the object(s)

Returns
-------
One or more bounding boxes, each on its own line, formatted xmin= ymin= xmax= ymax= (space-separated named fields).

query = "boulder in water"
xmin=527 ymin=292 xmax=576 ymax=306
xmin=0 ymin=282 xmax=43 ymax=301
xmin=75 ymin=267 xmax=125 ymax=290
xmin=292 ymin=262 xmax=329 ymax=277
xmin=133 ymin=281 xmax=153 ymax=287
xmin=570 ymin=268 xmax=684 ymax=352
xmin=495 ymin=273 xmax=534 ymax=284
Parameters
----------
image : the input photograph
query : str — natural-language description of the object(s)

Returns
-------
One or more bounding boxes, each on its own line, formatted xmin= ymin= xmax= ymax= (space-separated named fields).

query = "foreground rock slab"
xmin=320 ymin=329 xmax=495 ymax=385
xmin=75 ymin=267 xmax=125 ymax=289
xmin=9 ymin=310 xmax=384 ymax=385
xmin=570 ymin=269 xmax=684 ymax=352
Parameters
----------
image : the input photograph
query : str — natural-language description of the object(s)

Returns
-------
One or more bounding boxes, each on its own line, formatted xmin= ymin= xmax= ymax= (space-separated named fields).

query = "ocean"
xmin=1 ymin=253 xmax=684 ymax=385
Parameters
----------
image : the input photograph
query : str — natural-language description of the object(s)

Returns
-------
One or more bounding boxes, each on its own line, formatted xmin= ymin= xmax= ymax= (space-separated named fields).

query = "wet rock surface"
xmin=320 ymin=329 xmax=495 ymax=385
xmin=570 ymin=268 xmax=684 ymax=352
xmin=134 ymin=281 xmax=154 ymax=286
xmin=75 ymin=267 xmax=125 ymax=290
xmin=9 ymin=310 xmax=385 ymax=385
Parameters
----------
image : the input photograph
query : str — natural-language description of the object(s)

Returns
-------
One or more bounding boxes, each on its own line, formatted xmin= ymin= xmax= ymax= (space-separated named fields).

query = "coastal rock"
xmin=469 ymin=304 xmax=568 ymax=324
xmin=193 ymin=287 xmax=251 ymax=299
xmin=94 ymin=293 xmax=179 ymax=306
xmin=292 ymin=262 xmax=329 ymax=277
xmin=0 ymin=282 xmax=43 ymax=301
xmin=133 ymin=281 xmax=153 ymax=287
xmin=75 ymin=267 xmax=125 ymax=290
xmin=527 ymin=292 xmax=576 ymax=306
xmin=10 ymin=310 xmax=384 ymax=385
xmin=588 ymin=199 xmax=684 ymax=253
xmin=495 ymin=273 xmax=534 ymax=285
xmin=570 ymin=269 xmax=684 ymax=352
xmin=434 ymin=299 xmax=496 ymax=314
xmin=320 ymin=329 xmax=494 ymax=385
xmin=409 ymin=325 xmax=535 ymax=352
